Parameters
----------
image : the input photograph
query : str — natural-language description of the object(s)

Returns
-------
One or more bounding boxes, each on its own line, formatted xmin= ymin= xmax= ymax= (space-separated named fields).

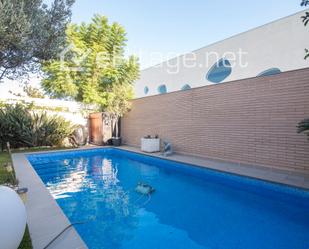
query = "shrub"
xmin=0 ymin=104 xmax=76 ymax=150
xmin=0 ymin=104 xmax=33 ymax=149
xmin=31 ymin=112 xmax=76 ymax=147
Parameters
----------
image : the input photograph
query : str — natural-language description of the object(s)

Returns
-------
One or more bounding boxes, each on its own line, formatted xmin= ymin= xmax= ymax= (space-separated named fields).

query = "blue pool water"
xmin=27 ymin=148 xmax=309 ymax=249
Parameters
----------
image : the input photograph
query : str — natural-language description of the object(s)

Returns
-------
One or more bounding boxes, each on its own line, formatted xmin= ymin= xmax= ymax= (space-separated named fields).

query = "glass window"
xmin=257 ymin=68 xmax=281 ymax=77
xmin=144 ymin=86 xmax=149 ymax=95
xmin=206 ymin=58 xmax=232 ymax=83
xmin=181 ymin=84 xmax=191 ymax=91
xmin=158 ymin=84 xmax=167 ymax=94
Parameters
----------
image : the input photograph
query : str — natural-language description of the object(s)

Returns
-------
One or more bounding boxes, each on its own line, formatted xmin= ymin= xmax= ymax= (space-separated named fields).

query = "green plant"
xmin=23 ymin=84 xmax=45 ymax=99
xmin=42 ymin=14 xmax=139 ymax=108
xmin=106 ymin=84 xmax=134 ymax=138
xmin=0 ymin=104 xmax=75 ymax=150
xmin=297 ymin=118 xmax=309 ymax=138
xmin=301 ymin=1 xmax=309 ymax=59
xmin=31 ymin=112 xmax=76 ymax=146
xmin=0 ymin=0 xmax=75 ymax=81
xmin=0 ymin=104 xmax=33 ymax=149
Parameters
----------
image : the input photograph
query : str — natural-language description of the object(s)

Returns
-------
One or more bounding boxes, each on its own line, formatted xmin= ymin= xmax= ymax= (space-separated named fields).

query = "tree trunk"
xmin=115 ymin=116 xmax=119 ymax=137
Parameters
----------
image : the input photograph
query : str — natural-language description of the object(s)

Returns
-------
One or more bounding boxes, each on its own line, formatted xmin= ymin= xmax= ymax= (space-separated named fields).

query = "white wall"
xmin=134 ymin=10 xmax=309 ymax=98
xmin=1 ymin=97 xmax=90 ymax=125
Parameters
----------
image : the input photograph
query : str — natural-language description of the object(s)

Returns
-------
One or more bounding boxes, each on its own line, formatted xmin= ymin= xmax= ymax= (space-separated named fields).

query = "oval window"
xmin=257 ymin=68 xmax=281 ymax=77
xmin=144 ymin=86 xmax=149 ymax=95
xmin=157 ymin=84 xmax=167 ymax=94
xmin=181 ymin=84 xmax=191 ymax=91
xmin=206 ymin=58 xmax=232 ymax=83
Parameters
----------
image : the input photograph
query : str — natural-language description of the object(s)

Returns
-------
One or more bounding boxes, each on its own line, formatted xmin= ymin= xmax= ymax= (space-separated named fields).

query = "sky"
xmin=0 ymin=0 xmax=304 ymax=98
xmin=69 ymin=0 xmax=303 ymax=69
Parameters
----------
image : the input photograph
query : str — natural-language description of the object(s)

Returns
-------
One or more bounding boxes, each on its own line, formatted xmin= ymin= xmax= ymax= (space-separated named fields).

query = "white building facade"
xmin=134 ymin=10 xmax=309 ymax=98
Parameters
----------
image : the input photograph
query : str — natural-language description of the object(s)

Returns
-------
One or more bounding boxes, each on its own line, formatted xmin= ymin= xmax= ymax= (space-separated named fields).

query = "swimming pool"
xmin=27 ymin=148 xmax=309 ymax=249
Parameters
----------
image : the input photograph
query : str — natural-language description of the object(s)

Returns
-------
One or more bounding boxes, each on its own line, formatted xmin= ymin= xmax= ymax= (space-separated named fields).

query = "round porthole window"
xmin=181 ymin=84 xmax=191 ymax=91
xmin=257 ymin=68 xmax=281 ymax=77
xmin=144 ymin=86 xmax=149 ymax=95
xmin=157 ymin=84 xmax=167 ymax=94
xmin=206 ymin=58 xmax=232 ymax=83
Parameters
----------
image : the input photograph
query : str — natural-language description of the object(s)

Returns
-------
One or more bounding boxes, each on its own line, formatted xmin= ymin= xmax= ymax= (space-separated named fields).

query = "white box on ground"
xmin=141 ymin=138 xmax=160 ymax=153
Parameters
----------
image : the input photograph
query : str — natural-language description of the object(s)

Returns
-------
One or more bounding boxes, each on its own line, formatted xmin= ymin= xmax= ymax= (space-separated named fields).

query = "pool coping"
xmin=12 ymin=145 xmax=309 ymax=249
xmin=12 ymin=152 xmax=88 ymax=249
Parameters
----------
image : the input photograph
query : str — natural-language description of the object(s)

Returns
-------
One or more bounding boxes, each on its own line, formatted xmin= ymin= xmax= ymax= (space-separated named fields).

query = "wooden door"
xmin=89 ymin=113 xmax=103 ymax=145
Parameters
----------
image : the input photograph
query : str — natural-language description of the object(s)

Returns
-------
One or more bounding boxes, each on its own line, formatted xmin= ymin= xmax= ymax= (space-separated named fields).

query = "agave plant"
xmin=0 ymin=103 xmax=76 ymax=150
xmin=297 ymin=118 xmax=309 ymax=138
xmin=31 ymin=112 xmax=76 ymax=147
xmin=0 ymin=104 xmax=33 ymax=149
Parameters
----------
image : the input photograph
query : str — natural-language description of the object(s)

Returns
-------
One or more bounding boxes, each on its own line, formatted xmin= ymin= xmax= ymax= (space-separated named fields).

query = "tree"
xmin=0 ymin=0 xmax=75 ymax=82
xmin=301 ymin=0 xmax=309 ymax=59
xmin=106 ymin=84 xmax=134 ymax=138
xmin=8 ymin=81 xmax=45 ymax=98
xmin=23 ymin=83 xmax=45 ymax=98
xmin=42 ymin=15 xmax=139 ymax=109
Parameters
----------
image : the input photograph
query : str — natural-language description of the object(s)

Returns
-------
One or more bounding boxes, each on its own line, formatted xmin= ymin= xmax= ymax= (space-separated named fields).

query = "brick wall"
xmin=121 ymin=68 xmax=309 ymax=173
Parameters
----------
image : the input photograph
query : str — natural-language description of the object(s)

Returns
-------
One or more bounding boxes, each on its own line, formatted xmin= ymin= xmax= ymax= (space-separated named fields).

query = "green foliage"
xmin=301 ymin=0 xmax=309 ymax=7
xmin=23 ymin=84 xmax=45 ymax=98
xmin=305 ymin=48 xmax=309 ymax=60
xmin=31 ymin=112 xmax=75 ymax=146
xmin=302 ymin=11 xmax=309 ymax=26
xmin=301 ymin=1 xmax=309 ymax=59
xmin=18 ymin=227 xmax=32 ymax=249
xmin=0 ymin=153 xmax=13 ymax=185
xmin=297 ymin=118 xmax=309 ymax=138
xmin=0 ymin=104 xmax=33 ymax=148
xmin=0 ymin=0 xmax=75 ymax=81
xmin=9 ymin=83 xmax=45 ymax=98
xmin=107 ymin=84 xmax=134 ymax=117
xmin=0 ymin=104 xmax=75 ymax=149
xmin=106 ymin=84 xmax=134 ymax=137
xmin=42 ymin=14 xmax=140 ymax=109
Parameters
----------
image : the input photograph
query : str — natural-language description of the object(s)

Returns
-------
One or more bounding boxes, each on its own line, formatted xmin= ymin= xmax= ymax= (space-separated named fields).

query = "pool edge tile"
xmin=12 ymin=153 xmax=88 ymax=249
